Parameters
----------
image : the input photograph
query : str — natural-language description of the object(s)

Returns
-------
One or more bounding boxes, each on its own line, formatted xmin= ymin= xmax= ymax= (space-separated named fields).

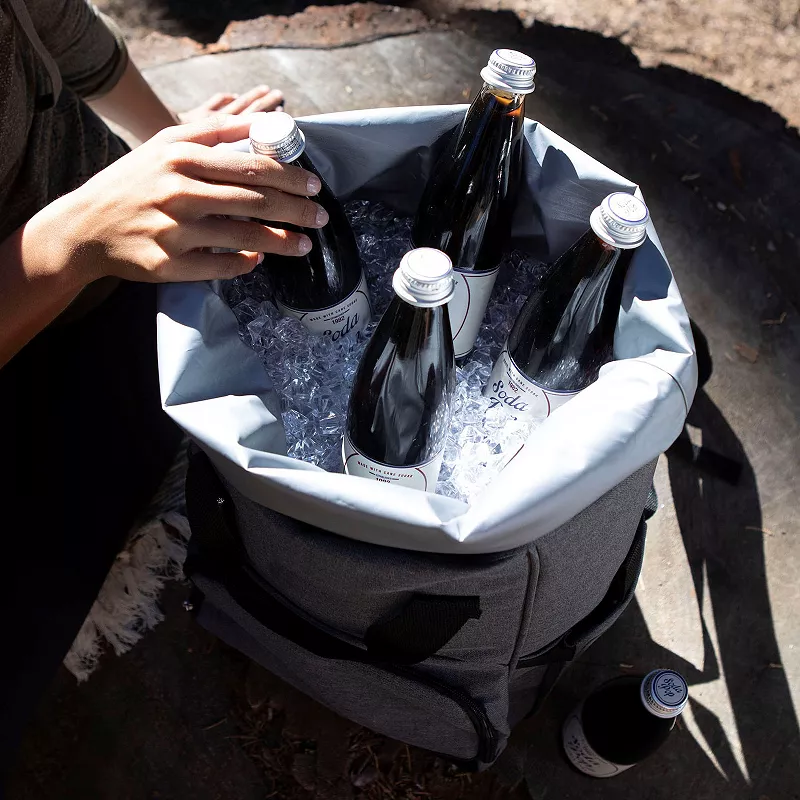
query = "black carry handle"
xmin=677 ymin=319 xmax=742 ymax=485
xmin=184 ymin=447 xmax=480 ymax=666
xmin=667 ymin=434 xmax=743 ymax=486
xmin=366 ymin=594 xmax=481 ymax=665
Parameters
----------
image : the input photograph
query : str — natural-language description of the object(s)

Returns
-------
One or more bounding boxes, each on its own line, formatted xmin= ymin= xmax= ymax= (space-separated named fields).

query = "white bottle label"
xmin=342 ymin=435 xmax=444 ymax=493
xmin=448 ymin=268 xmax=499 ymax=359
xmin=484 ymin=348 xmax=580 ymax=423
xmin=562 ymin=707 xmax=634 ymax=778
xmin=277 ymin=272 xmax=371 ymax=341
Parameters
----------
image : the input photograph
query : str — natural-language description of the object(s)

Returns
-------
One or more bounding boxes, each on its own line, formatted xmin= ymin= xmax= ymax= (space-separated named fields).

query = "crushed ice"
xmin=223 ymin=201 xmax=547 ymax=503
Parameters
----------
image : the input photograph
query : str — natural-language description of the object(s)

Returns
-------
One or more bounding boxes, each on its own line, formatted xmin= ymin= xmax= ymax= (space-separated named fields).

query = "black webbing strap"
xmin=184 ymin=448 xmax=481 ymax=666
xmin=690 ymin=318 xmax=713 ymax=391
xmin=366 ymin=594 xmax=481 ymax=665
xmin=673 ymin=320 xmax=742 ymax=485
xmin=183 ymin=446 xmax=240 ymax=581
xmin=644 ymin=484 xmax=659 ymax=520
xmin=667 ymin=433 xmax=743 ymax=485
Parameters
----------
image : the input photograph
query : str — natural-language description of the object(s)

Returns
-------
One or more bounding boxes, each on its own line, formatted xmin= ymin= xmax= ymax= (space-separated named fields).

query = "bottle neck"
xmin=395 ymin=294 xmax=450 ymax=312
xmin=386 ymin=295 xmax=449 ymax=358
xmin=479 ymin=83 xmax=525 ymax=111
xmin=250 ymin=141 xmax=318 ymax=176
xmin=558 ymin=230 xmax=625 ymax=295
xmin=293 ymin=149 xmax=320 ymax=178
xmin=588 ymin=231 xmax=623 ymax=262
xmin=292 ymin=149 xmax=332 ymax=204
xmin=570 ymin=232 xmax=630 ymax=333
xmin=508 ymin=228 xmax=635 ymax=390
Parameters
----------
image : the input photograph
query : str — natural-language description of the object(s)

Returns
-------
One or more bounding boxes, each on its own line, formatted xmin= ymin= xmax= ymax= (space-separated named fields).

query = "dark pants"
xmin=0 ymin=282 xmax=183 ymax=781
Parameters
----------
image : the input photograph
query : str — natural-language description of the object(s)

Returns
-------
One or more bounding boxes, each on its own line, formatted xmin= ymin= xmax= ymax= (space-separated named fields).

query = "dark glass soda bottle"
xmin=563 ymin=669 xmax=688 ymax=778
xmin=485 ymin=192 xmax=650 ymax=422
xmin=412 ymin=49 xmax=536 ymax=362
xmin=343 ymin=248 xmax=456 ymax=493
xmin=249 ymin=112 xmax=371 ymax=342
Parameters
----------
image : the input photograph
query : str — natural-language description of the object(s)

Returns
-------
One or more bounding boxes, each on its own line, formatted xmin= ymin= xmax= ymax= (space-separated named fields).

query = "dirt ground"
xmin=420 ymin=0 xmax=800 ymax=130
xmin=96 ymin=0 xmax=800 ymax=129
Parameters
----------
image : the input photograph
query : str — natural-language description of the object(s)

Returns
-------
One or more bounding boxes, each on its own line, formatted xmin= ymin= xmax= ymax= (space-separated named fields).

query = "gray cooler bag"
xmin=157 ymin=106 xmax=697 ymax=769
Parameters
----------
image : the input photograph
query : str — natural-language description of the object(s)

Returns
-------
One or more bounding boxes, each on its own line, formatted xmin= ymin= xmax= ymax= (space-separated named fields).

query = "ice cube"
xmin=221 ymin=200 xmax=548 ymax=504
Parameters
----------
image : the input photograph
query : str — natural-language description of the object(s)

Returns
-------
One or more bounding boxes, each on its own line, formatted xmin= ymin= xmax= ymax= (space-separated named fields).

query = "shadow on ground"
xmin=513 ymin=389 xmax=799 ymax=799
xmin=7 ymin=8 xmax=800 ymax=800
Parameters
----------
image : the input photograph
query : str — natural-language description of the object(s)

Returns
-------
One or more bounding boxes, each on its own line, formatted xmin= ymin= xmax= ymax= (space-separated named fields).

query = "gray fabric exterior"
xmin=190 ymin=459 xmax=654 ymax=767
xmin=160 ymin=106 xmax=694 ymax=765
xmin=158 ymin=105 xmax=696 ymax=555
xmin=196 ymin=601 xmax=483 ymax=759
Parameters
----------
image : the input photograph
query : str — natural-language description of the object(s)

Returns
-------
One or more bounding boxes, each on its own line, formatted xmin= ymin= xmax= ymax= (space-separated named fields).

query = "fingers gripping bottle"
xmin=343 ymin=248 xmax=456 ymax=492
xmin=412 ymin=49 xmax=536 ymax=362
xmin=250 ymin=112 xmax=371 ymax=342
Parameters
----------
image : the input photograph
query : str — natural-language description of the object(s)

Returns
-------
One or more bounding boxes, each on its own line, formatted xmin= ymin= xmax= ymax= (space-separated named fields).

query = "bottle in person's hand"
xmin=563 ymin=669 xmax=688 ymax=778
xmin=250 ymin=112 xmax=371 ymax=341
xmin=412 ymin=49 xmax=536 ymax=363
xmin=485 ymin=193 xmax=650 ymax=422
xmin=343 ymin=248 xmax=456 ymax=492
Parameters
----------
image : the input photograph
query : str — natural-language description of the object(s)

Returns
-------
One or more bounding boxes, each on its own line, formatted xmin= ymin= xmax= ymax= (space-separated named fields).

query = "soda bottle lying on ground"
xmin=563 ymin=668 xmax=688 ymax=777
xmin=249 ymin=112 xmax=371 ymax=342
xmin=413 ymin=48 xmax=536 ymax=363
xmin=343 ymin=248 xmax=456 ymax=492
xmin=485 ymin=193 xmax=650 ymax=422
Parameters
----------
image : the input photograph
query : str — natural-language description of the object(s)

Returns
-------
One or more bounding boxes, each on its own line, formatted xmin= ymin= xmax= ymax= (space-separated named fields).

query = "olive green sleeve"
xmin=26 ymin=0 xmax=129 ymax=100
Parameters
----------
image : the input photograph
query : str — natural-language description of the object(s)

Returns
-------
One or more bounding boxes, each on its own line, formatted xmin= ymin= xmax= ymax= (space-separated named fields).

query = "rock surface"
xmin=98 ymin=0 xmax=800 ymax=129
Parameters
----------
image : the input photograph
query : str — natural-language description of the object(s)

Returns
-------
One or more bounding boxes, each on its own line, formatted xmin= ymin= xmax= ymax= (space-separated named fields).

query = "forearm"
xmin=0 ymin=205 xmax=90 ymax=368
xmin=89 ymin=59 xmax=178 ymax=143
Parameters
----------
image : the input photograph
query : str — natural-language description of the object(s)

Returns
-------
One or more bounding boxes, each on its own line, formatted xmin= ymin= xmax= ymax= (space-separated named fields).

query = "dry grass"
xmin=229 ymin=682 xmax=527 ymax=800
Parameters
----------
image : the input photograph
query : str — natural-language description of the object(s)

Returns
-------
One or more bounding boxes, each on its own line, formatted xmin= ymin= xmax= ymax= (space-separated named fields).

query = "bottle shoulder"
xmin=347 ymin=298 xmax=454 ymax=465
xmin=580 ymin=676 xmax=675 ymax=764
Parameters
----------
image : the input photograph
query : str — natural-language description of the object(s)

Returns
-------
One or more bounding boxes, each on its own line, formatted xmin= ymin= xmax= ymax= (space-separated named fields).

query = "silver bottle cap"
xmin=249 ymin=111 xmax=306 ymax=163
xmin=480 ymin=49 xmax=536 ymax=94
xmin=590 ymin=192 xmax=650 ymax=249
xmin=641 ymin=669 xmax=688 ymax=719
xmin=392 ymin=248 xmax=455 ymax=308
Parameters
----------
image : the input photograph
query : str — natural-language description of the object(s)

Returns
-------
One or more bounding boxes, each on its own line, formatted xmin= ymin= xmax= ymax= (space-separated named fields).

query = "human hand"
xmin=179 ymin=86 xmax=284 ymax=123
xmin=30 ymin=114 xmax=325 ymax=286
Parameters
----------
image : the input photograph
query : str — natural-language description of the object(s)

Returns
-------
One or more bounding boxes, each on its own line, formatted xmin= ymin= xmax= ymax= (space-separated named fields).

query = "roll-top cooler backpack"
xmin=156 ymin=106 xmax=698 ymax=770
